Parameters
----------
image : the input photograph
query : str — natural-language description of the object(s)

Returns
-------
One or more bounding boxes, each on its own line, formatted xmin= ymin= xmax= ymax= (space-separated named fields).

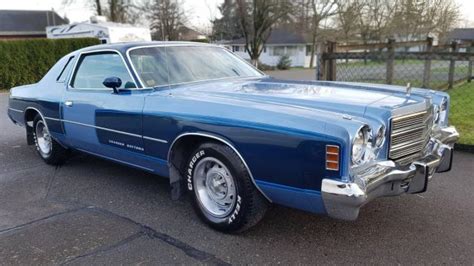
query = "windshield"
xmin=128 ymin=45 xmax=264 ymax=87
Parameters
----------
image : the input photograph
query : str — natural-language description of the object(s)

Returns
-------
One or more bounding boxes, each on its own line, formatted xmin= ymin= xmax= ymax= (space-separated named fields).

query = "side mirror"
xmin=103 ymin=77 xmax=122 ymax=94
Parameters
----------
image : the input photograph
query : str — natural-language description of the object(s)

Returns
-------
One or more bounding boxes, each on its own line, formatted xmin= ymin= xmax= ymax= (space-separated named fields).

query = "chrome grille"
xmin=389 ymin=110 xmax=432 ymax=164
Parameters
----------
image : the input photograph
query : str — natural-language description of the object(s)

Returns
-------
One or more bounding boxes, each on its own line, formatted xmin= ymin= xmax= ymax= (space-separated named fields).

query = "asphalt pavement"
xmin=1 ymin=92 xmax=474 ymax=264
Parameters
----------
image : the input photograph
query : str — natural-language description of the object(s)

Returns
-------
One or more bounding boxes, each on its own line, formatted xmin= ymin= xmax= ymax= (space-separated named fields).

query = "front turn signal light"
xmin=326 ymin=145 xmax=339 ymax=171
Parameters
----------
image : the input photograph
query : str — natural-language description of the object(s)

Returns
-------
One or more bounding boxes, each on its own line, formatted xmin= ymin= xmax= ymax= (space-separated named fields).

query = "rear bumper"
xmin=321 ymin=126 xmax=459 ymax=220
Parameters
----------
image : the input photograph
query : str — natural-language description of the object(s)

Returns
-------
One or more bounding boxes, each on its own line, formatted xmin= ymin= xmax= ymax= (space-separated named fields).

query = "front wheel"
xmin=32 ymin=114 xmax=69 ymax=165
xmin=186 ymin=142 xmax=268 ymax=233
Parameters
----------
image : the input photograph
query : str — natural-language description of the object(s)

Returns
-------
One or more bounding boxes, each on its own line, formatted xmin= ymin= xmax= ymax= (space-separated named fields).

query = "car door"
xmin=62 ymin=50 xmax=150 ymax=167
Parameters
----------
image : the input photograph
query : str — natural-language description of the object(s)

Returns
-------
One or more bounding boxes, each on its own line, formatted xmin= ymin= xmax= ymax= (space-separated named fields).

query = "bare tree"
xmin=356 ymin=0 xmax=460 ymax=44
xmin=428 ymin=0 xmax=460 ymax=43
xmin=105 ymin=0 xmax=137 ymax=23
xmin=354 ymin=0 xmax=397 ymax=45
xmin=307 ymin=0 xmax=338 ymax=68
xmin=235 ymin=0 xmax=292 ymax=66
xmin=336 ymin=0 xmax=363 ymax=44
xmin=62 ymin=0 xmax=138 ymax=23
xmin=293 ymin=0 xmax=312 ymax=35
xmin=147 ymin=0 xmax=187 ymax=41
xmin=95 ymin=0 xmax=103 ymax=15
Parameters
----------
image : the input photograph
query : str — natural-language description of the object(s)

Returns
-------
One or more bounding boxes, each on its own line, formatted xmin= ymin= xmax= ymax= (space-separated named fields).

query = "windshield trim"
xmin=125 ymin=44 xmax=267 ymax=89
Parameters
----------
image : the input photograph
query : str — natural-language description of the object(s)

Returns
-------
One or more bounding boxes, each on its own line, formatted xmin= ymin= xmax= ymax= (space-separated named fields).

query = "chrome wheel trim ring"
xmin=35 ymin=120 xmax=52 ymax=156
xmin=193 ymin=157 xmax=237 ymax=218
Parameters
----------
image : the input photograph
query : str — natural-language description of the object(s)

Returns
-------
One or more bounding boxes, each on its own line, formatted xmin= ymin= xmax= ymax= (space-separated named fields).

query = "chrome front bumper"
xmin=321 ymin=126 xmax=459 ymax=221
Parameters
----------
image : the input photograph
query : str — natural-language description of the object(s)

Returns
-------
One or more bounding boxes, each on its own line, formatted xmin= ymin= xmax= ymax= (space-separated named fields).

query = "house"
xmin=448 ymin=28 xmax=474 ymax=44
xmin=0 ymin=10 xmax=67 ymax=40
xmin=151 ymin=25 xmax=207 ymax=42
xmin=219 ymin=29 xmax=313 ymax=68
xmin=46 ymin=16 xmax=151 ymax=44
xmin=177 ymin=26 xmax=207 ymax=41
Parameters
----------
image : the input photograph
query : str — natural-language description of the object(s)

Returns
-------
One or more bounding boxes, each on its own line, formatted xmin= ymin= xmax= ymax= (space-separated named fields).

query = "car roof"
xmin=78 ymin=41 xmax=218 ymax=54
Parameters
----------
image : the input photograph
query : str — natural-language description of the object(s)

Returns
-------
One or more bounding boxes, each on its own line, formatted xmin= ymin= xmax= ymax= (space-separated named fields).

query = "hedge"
xmin=0 ymin=38 xmax=101 ymax=90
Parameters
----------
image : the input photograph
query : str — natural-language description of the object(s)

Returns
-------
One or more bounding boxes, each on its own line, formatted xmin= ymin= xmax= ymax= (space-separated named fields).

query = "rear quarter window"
xmin=57 ymin=56 xmax=75 ymax=83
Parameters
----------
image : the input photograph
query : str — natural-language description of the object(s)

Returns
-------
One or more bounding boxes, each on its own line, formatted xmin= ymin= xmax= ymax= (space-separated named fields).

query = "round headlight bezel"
xmin=352 ymin=125 xmax=370 ymax=165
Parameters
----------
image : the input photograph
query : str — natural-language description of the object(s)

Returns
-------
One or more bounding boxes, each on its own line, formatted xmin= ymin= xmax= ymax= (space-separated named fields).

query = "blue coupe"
xmin=7 ymin=42 xmax=459 ymax=232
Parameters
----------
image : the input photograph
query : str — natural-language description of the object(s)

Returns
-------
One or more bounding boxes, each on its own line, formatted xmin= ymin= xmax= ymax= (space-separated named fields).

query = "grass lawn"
xmin=448 ymin=81 xmax=474 ymax=145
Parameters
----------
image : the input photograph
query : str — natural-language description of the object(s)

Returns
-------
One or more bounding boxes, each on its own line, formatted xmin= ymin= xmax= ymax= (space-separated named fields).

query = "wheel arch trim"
xmin=167 ymin=132 xmax=272 ymax=202
xmin=24 ymin=107 xmax=48 ymax=128
xmin=24 ymin=107 xmax=68 ymax=149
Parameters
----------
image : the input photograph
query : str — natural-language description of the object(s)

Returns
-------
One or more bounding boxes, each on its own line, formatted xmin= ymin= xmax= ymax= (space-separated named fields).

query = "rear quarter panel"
xmin=8 ymin=54 xmax=75 ymax=136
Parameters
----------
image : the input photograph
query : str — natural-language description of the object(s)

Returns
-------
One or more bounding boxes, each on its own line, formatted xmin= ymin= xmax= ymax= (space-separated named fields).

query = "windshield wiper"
xmin=231 ymin=68 xmax=241 ymax=76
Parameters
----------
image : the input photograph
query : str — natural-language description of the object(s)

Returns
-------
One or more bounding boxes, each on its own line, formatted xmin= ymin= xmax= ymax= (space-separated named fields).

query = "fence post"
xmin=448 ymin=41 xmax=458 ymax=89
xmin=316 ymin=43 xmax=323 ymax=80
xmin=326 ymin=41 xmax=337 ymax=81
xmin=386 ymin=39 xmax=395 ymax=85
xmin=319 ymin=42 xmax=328 ymax=80
xmin=422 ymin=37 xmax=433 ymax=88
xmin=469 ymin=42 xmax=473 ymax=83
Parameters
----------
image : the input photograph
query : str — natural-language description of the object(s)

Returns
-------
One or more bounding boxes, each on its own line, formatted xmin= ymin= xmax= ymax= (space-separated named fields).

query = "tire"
xmin=32 ymin=114 xmax=69 ymax=165
xmin=186 ymin=142 xmax=268 ymax=233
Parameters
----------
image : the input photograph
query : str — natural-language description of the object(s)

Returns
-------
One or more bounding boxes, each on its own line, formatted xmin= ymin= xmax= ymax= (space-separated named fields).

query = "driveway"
xmin=1 ymin=93 xmax=474 ymax=264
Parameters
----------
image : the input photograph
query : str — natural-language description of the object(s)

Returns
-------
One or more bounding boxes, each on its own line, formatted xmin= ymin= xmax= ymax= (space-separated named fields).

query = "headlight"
xmin=352 ymin=125 xmax=370 ymax=165
xmin=438 ymin=97 xmax=448 ymax=125
xmin=433 ymin=104 xmax=440 ymax=124
xmin=433 ymin=97 xmax=448 ymax=126
xmin=373 ymin=125 xmax=386 ymax=147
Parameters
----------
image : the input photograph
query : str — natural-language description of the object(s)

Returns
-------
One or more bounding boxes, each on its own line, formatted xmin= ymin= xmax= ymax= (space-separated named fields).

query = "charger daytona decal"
xmin=187 ymin=150 xmax=205 ymax=191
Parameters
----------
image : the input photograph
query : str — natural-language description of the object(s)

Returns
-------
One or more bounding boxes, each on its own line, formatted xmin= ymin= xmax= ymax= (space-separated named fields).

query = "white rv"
xmin=46 ymin=16 xmax=151 ymax=44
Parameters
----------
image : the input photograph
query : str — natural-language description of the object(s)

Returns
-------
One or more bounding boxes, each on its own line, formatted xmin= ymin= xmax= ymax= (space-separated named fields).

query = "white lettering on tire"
xmin=228 ymin=195 xmax=242 ymax=224
xmin=187 ymin=150 xmax=205 ymax=191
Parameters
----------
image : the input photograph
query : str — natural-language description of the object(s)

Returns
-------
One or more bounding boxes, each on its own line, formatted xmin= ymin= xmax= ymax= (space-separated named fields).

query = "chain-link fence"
xmin=318 ymin=39 xmax=474 ymax=145
xmin=336 ymin=59 xmax=471 ymax=89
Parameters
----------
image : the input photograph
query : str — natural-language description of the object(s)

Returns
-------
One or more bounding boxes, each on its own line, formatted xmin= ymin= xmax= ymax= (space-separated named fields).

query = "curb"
xmin=455 ymin=143 xmax=474 ymax=153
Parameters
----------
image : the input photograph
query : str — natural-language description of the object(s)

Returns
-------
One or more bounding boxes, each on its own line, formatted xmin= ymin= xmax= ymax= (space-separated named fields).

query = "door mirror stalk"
xmin=103 ymin=77 xmax=122 ymax=94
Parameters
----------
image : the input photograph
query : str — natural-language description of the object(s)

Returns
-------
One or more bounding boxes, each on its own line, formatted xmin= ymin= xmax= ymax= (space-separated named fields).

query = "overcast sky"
xmin=1 ymin=0 xmax=473 ymax=30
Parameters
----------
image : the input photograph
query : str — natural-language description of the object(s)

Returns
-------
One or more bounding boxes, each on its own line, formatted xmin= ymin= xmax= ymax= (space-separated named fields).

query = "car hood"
xmin=161 ymin=77 xmax=431 ymax=123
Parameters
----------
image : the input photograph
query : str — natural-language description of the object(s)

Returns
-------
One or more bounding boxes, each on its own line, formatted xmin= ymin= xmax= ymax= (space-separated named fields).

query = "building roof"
xmin=227 ymin=28 xmax=307 ymax=45
xmin=0 ymin=10 xmax=67 ymax=35
xmin=448 ymin=28 xmax=474 ymax=41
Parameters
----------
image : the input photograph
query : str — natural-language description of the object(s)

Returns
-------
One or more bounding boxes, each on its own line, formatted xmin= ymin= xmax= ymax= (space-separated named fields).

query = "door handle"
xmin=64 ymin=100 xmax=73 ymax=107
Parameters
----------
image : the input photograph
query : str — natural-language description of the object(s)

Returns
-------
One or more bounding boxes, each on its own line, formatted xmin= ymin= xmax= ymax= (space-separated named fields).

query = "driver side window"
xmin=71 ymin=52 xmax=136 ymax=89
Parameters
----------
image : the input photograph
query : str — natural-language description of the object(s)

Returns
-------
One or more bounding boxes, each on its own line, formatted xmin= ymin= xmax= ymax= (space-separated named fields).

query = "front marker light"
xmin=326 ymin=145 xmax=339 ymax=171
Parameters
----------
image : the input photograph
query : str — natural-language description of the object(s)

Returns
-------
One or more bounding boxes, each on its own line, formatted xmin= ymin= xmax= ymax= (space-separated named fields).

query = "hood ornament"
xmin=406 ymin=83 xmax=412 ymax=96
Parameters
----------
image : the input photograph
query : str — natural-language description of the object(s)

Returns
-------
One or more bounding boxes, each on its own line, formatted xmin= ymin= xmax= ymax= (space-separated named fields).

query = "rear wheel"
xmin=32 ymin=114 xmax=69 ymax=165
xmin=186 ymin=142 xmax=268 ymax=233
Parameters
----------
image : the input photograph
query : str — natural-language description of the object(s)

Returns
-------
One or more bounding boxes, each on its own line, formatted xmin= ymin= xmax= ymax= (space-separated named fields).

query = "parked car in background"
xmin=7 ymin=42 xmax=459 ymax=232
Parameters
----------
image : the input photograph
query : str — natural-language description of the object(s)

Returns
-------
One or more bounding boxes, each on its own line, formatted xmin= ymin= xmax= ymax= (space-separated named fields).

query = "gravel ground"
xmin=1 ymin=92 xmax=473 ymax=265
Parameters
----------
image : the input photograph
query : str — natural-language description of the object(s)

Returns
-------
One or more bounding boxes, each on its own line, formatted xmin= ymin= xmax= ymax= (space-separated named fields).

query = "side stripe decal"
xmin=45 ymin=117 xmax=169 ymax=144
xmin=8 ymin=108 xmax=24 ymax=113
